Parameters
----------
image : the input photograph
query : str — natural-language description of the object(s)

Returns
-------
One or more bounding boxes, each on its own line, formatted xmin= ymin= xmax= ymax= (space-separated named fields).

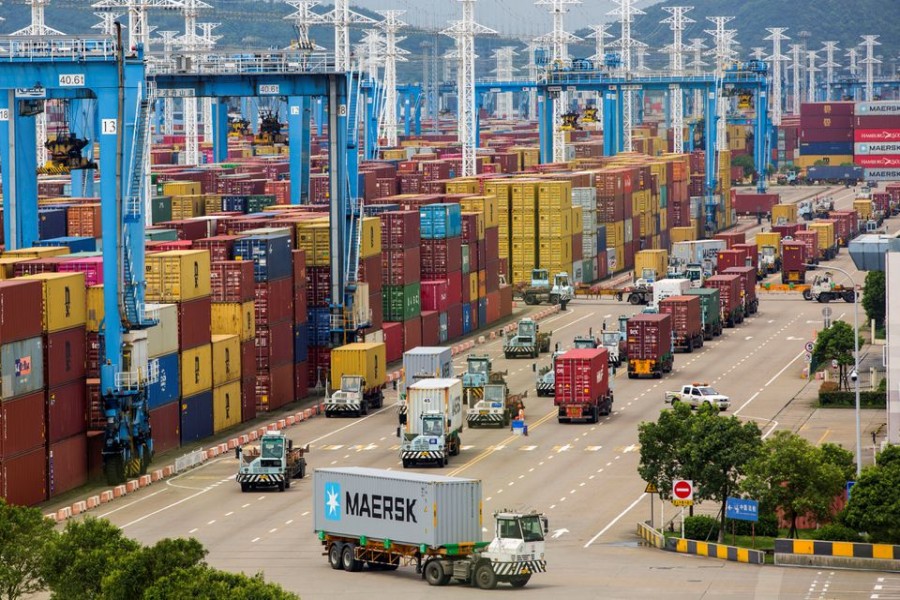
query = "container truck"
xmin=795 ymin=229 xmax=820 ymax=264
xmin=634 ymin=249 xmax=669 ymax=283
xmin=327 ymin=343 xmax=387 ymax=417
xmin=771 ymin=203 xmax=798 ymax=225
xmin=467 ymin=383 xmax=526 ymax=428
xmin=802 ymin=272 xmax=857 ymax=303
xmin=237 ymin=431 xmax=309 ymax=492
xmin=554 ymin=348 xmax=614 ymax=423
xmin=806 ymin=165 xmax=864 ymax=185
xmin=658 ymin=295 xmax=704 ymax=353
xmin=626 ymin=313 xmax=674 ymax=379
xmin=722 ymin=266 xmax=759 ymax=315
xmin=400 ymin=379 xmax=464 ymax=468
xmin=504 ymin=318 xmax=551 ymax=359
xmin=313 ymin=467 xmax=548 ymax=589
xmin=829 ymin=210 xmax=859 ymax=246
xmin=669 ymin=240 xmax=725 ymax=285
xmin=651 ymin=278 xmax=692 ymax=310
xmin=755 ymin=232 xmax=782 ymax=276
xmin=399 ymin=346 xmax=453 ymax=425
xmin=685 ymin=288 xmax=723 ymax=340
xmin=732 ymin=243 xmax=759 ymax=273
xmin=779 ymin=241 xmax=807 ymax=284
xmin=704 ymin=274 xmax=744 ymax=327
xmin=808 ymin=220 xmax=837 ymax=260
xmin=716 ymin=249 xmax=748 ymax=273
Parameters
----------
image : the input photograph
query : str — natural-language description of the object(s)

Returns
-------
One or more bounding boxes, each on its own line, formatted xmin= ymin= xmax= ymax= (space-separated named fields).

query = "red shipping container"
xmin=0 ymin=280 xmax=43 ymax=344
xmin=733 ymin=193 xmax=779 ymax=215
xmin=658 ymin=295 xmax=703 ymax=349
xmin=795 ymin=229 xmax=820 ymax=262
xmin=461 ymin=273 xmax=471 ymax=305
xmin=292 ymin=249 xmax=307 ymax=289
xmin=256 ymin=363 xmax=294 ymax=411
xmin=799 ymin=128 xmax=854 ymax=142
xmin=0 ymin=391 xmax=46 ymax=458
xmin=732 ymin=243 xmax=758 ymax=271
xmin=799 ymin=115 xmax=854 ymax=130
xmin=498 ymin=285 xmax=513 ymax=319
xmin=13 ymin=257 xmax=68 ymax=277
xmin=421 ymin=311 xmax=441 ymax=347
xmin=368 ymin=291 xmax=383 ymax=332
xmin=461 ymin=213 xmax=480 ymax=244
xmin=704 ymin=274 xmax=743 ymax=325
xmin=66 ymin=203 xmax=102 ymax=238
xmin=421 ymin=280 xmax=449 ymax=312
xmin=484 ymin=226 xmax=499 ymax=262
xmin=778 ymin=242 xmax=807 ymax=284
xmin=469 ymin=300 xmax=479 ymax=331
xmin=484 ymin=259 xmax=500 ymax=293
xmin=241 ymin=339 xmax=255 ymax=381
xmin=446 ymin=271 xmax=463 ymax=306
xmin=159 ymin=219 xmax=209 ymax=241
xmin=714 ymin=231 xmax=746 ymax=249
xmin=48 ymin=433 xmax=88 ymax=498
xmin=194 ymin=235 xmax=238 ymax=262
xmin=211 ymin=260 xmax=255 ymax=303
xmin=178 ymin=296 xmax=212 ymax=350
xmin=149 ymin=401 xmax=180 ymax=454
xmin=722 ymin=266 xmax=759 ymax=309
xmin=307 ymin=266 xmax=331 ymax=307
xmin=44 ymin=326 xmax=86 ymax=388
xmin=446 ymin=303 xmax=462 ymax=341
xmin=771 ymin=223 xmax=802 ymax=239
xmin=1 ymin=446 xmax=47 ymax=506
xmin=717 ymin=249 xmax=747 ymax=272
xmin=294 ymin=362 xmax=309 ymax=401
xmin=254 ymin=278 xmax=294 ymax=326
xmin=853 ymin=115 xmax=900 ymax=129
xmin=554 ymin=348 xmax=610 ymax=408
xmin=854 ymin=155 xmax=900 ymax=169
xmin=383 ymin=322 xmax=403 ymax=363
xmin=421 ymin=237 xmax=463 ymax=277
xmin=46 ymin=380 xmax=87 ymax=443
xmin=256 ymin=323 xmax=294 ymax=370
xmin=86 ymin=430 xmax=103 ymax=481
xmin=382 ymin=247 xmax=420 ymax=286
xmin=626 ymin=314 xmax=673 ymax=360
xmin=294 ymin=285 xmax=308 ymax=325
xmin=401 ymin=315 xmax=423 ymax=352
xmin=800 ymin=101 xmax=855 ymax=116
xmin=242 ymin=377 xmax=257 ymax=422
xmin=380 ymin=210 xmax=420 ymax=249
xmin=358 ymin=254 xmax=383 ymax=296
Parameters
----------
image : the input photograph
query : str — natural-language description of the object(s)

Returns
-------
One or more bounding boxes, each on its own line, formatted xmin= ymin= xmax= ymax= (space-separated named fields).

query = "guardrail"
xmin=174 ymin=449 xmax=208 ymax=474
xmin=774 ymin=538 xmax=900 ymax=571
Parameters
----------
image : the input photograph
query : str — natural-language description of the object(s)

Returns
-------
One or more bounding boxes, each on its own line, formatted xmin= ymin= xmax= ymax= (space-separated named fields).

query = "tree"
xmin=742 ymin=431 xmax=845 ymax=538
xmin=862 ymin=270 xmax=886 ymax=331
xmin=41 ymin=517 xmax=140 ymax=600
xmin=732 ymin=154 xmax=756 ymax=178
xmin=820 ymin=443 xmax=856 ymax=481
xmin=876 ymin=444 xmax=900 ymax=469
xmin=811 ymin=320 xmax=861 ymax=390
xmin=638 ymin=402 xmax=695 ymax=502
xmin=101 ymin=538 xmax=207 ymax=600
xmin=841 ymin=461 xmax=900 ymax=543
xmin=142 ymin=566 xmax=299 ymax=600
xmin=0 ymin=500 xmax=57 ymax=600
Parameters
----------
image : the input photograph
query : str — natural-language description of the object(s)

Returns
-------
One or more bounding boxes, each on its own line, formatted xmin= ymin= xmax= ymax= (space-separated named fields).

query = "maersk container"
xmin=402 ymin=346 xmax=452 ymax=393
xmin=671 ymin=240 xmax=726 ymax=269
xmin=405 ymin=379 xmax=464 ymax=437
xmin=313 ymin=467 xmax=482 ymax=548
xmin=651 ymin=278 xmax=692 ymax=308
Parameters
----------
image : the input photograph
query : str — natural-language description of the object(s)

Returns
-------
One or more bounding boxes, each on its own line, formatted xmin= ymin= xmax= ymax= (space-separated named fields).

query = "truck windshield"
xmin=519 ymin=516 xmax=546 ymax=542
xmin=519 ymin=323 xmax=535 ymax=337
xmin=261 ymin=438 xmax=284 ymax=459
xmin=422 ymin=417 xmax=443 ymax=437
xmin=697 ymin=387 xmax=718 ymax=396
xmin=342 ymin=376 xmax=362 ymax=392
xmin=498 ymin=518 xmax=523 ymax=540
xmin=468 ymin=360 xmax=488 ymax=375
xmin=601 ymin=332 xmax=619 ymax=345
xmin=483 ymin=386 xmax=504 ymax=402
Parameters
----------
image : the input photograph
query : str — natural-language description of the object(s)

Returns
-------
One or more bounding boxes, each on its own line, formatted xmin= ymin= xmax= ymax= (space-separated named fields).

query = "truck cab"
xmin=684 ymin=264 xmax=705 ymax=288
xmin=237 ymin=431 xmax=308 ymax=492
xmin=477 ymin=511 xmax=548 ymax=588
xmin=468 ymin=383 xmax=521 ymax=428
xmin=326 ymin=375 xmax=369 ymax=417
xmin=402 ymin=412 xmax=449 ymax=468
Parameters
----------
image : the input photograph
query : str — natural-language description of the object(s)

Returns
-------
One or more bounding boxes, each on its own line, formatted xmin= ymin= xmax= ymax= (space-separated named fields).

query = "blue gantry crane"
xmin=0 ymin=29 xmax=157 ymax=484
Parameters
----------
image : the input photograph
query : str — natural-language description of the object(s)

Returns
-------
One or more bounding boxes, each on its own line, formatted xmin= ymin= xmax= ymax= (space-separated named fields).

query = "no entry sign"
xmin=672 ymin=479 xmax=694 ymax=506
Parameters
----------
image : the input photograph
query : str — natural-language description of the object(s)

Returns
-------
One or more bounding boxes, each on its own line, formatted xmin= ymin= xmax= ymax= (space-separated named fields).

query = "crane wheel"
xmin=104 ymin=454 xmax=126 ymax=486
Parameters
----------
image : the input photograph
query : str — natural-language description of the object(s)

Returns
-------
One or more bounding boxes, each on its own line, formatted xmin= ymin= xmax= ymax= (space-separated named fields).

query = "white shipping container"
xmin=652 ymin=278 xmax=692 ymax=308
xmin=405 ymin=378 xmax=464 ymax=436
xmin=402 ymin=347 xmax=453 ymax=392
xmin=313 ymin=467 xmax=483 ymax=548
xmin=571 ymin=261 xmax=584 ymax=284
xmin=364 ymin=330 xmax=384 ymax=344
xmin=145 ymin=303 xmax=179 ymax=358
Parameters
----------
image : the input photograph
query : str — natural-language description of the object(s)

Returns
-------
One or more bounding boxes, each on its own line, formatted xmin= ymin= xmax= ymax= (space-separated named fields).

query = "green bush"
xmin=812 ymin=523 xmax=863 ymax=543
xmin=683 ymin=516 xmax=719 ymax=541
xmin=724 ymin=513 xmax=779 ymax=537
xmin=818 ymin=391 xmax=886 ymax=408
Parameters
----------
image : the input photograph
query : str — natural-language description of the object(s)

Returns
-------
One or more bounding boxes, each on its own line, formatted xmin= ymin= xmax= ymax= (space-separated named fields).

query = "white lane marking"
xmin=225 ymin=511 xmax=234 ymax=517
xmin=286 ymin=519 xmax=294 ymax=525
xmin=96 ymin=490 xmax=167 ymax=518
xmin=486 ymin=497 xmax=492 ymax=502
xmin=584 ymin=494 xmax=646 ymax=547
xmin=765 ymin=350 xmax=805 ymax=387
xmin=301 ymin=511 xmax=310 ymax=517
xmin=269 ymin=528 xmax=278 ymax=533
xmin=734 ymin=391 xmax=761 ymax=415
xmin=207 ymin=520 xmax=216 ymax=525
xmin=242 ymin=503 xmax=251 ymax=508
xmin=119 ymin=487 xmax=214 ymax=529
xmin=252 ymin=537 xmax=260 ymax=543
xmin=189 ymin=528 xmax=198 ymax=534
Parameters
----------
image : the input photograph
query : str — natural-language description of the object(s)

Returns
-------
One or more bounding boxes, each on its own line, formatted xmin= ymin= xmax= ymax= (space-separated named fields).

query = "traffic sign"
xmin=644 ymin=482 xmax=659 ymax=494
xmin=822 ymin=307 xmax=833 ymax=318
xmin=805 ymin=341 xmax=815 ymax=353
xmin=672 ymin=479 xmax=694 ymax=506
xmin=725 ymin=497 xmax=759 ymax=522
xmin=804 ymin=352 xmax=812 ymax=363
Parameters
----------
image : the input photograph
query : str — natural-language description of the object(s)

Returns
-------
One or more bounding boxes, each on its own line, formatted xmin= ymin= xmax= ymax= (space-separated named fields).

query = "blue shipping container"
xmin=439 ymin=312 xmax=449 ymax=343
xmin=36 ymin=236 xmax=97 ymax=253
xmin=222 ymin=195 xmax=248 ymax=212
xmin=800 ymin=142 xmax=854 ymax=155
xmin=420 ymin=203 xmax=462 ymax=239
xmin=309 ymin=308 xmax=331 ymax=346
xmin=478 ymin=297 xmax=487 ymax=328
xmin=38 ymin=208 xmax=67 ymax=240
xmin=147 ymin=352 xmax=181 ymax=410
xmin=233 ymin=233 xmax=293 ymax=282
xmin=597 ymin=225 xmax=607 ymax=252
xmin=363 ymin=203 xmax=400 ymax=216
xmin=294 ymin=322 xmax=309 ymax=363
xmin=462 ymin=303 xmax=472 ymax=335
xmin=180 ymin=390 xmax=214 ymax=445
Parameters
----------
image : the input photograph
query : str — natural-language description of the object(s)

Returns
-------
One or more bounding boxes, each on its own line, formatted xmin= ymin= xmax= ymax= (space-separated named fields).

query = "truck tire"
xmin=341 ymin=544 xmax=362 ymax=572
xmin=424 ymin=560 xmax=450 ymax=586
xmin=329 ymin=543 xmax=344 ymax=570
xmin=278 ymin=481 xmax=285 ymax=492
xmin=843 ymin=291 xmax=855 ymax=303
xmin=629 ymin=294 xmax=641 ymax=305
xmin=297 ymin=463 xmax=306 ymax=479
xmin=240 ymin=482 xmax=249 ymax=493
xmin=474 ymin=563 xmax=498 ymax=590
xmin=402 ymin=459 xmax=410 ymax=468
xmin=285 ymin=477 xmax=291 ymax=489
xmin=549 ymin=293 xmax=559 ymax=305
xmin=509 ymin=574 xmax=531 ymax=588
xmin=818 ymin=294 xmax=831 ymax=303
xmin=686 ymin=338 xmax=694 ymax=353
xmin=591 ymin=405 xmax=599 ymax=424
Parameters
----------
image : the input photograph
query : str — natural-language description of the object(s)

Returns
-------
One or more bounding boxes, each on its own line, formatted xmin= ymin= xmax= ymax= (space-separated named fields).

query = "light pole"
xmin=806 ymin=263 xmax=861 ymax=476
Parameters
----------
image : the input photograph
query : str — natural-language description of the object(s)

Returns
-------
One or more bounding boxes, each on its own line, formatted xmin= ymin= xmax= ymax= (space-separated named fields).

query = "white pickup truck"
xmin=664 ymin=383 xmax=730 ymax=411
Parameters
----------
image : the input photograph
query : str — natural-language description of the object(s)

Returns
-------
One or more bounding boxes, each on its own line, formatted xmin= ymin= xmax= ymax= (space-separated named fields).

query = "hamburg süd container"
xmin=313 ymin=467 xmax=482 ymax=548
xmin=21 ymin=272 xmax=87 ymax=333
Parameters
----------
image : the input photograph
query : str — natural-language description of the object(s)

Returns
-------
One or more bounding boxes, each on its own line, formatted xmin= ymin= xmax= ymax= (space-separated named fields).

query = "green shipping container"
xmin=247 ymin=195 xmax=277 ymax=213
xmin=660 ymin=185 xmax=668 ymax=209
xmin=582 ymin=257 xmax=595 ymax=284
xmin=146 ymin=228 xmax=180 ymax=242
xmin=151 ymin=196 xmax=172 ymax=224
xmin=383 ymin=283 xmax=421 ymax=322
xmin=685 ymin=287 xmax=721 ymax=326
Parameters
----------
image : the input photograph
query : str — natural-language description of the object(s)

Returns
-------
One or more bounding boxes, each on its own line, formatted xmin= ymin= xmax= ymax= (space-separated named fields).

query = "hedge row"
xmin=818 ymin=391 xmax=886 ymax=409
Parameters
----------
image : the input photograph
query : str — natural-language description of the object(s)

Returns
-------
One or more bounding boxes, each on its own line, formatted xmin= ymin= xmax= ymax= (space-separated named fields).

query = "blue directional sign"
xmin=846 ymin=481 xmax=856 ymax=501
xmin=725 ymin=497 xmax=759 ymax=522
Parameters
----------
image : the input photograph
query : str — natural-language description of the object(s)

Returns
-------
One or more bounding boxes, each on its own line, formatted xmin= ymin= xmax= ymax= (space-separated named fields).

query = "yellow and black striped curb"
xmin=667 ymin=537 xmax=765 ymax=564
xmin=774 ymin=539 xmax=900 ymax=560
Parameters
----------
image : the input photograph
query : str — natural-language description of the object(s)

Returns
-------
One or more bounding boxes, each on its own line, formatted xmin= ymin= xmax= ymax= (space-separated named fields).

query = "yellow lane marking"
xmin=448 ymin=409 xmax=558 ymax=476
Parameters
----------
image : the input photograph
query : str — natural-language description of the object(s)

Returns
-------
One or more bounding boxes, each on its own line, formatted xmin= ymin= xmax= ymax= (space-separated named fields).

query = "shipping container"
xmin=704 ymin=274 xmax=744 ymax=327
xmin=633 ymin=249 xmax=668 ymax=281
xmin=242 ymin=376 xmax=257 ymax=422
xmin=255 ymin=324 xmax=294 ymax=369
xmin=0 ymin=390 xmax=46 ymax=457
xmin=313 ymin=467 xmax=482 ymax=547
xmin=402 ymin=346 xmax=453 ymax=394
xmin=144 ymin=303 xmax=180 ymax=358
xmin=658 ymin=295 xmax=704 ymax=352
xmin=808 ymin=221 xmax=837 ymax=258
xmin=795 ymin=229 xmax=820 ymax=263
xmin=43 ymin=326 xmax=85 ymax=388
xmin=211 ymin=334 xmax=241 ymax=386
xmin=46 ymin=380 xmax=86 ymax=443
xmin=149 ymin=401 xmax=180 ymax=454
xmin=47 ymin=433 xmax=88 ymax=498
xmin=685 ymin=287 xmax=722 ymax=339
xmin=382 ymin=247 xmax=421 ymax=287
xmin=213 ymin=380 xmax=241 ymax=433
xmin=380 ymin=210 xmax=421 ymax=249
xmin=232 ymin=233 xmax=292 ymax=282
xmin=383 ymin=283 xmax=422 ymax=322
xmin=254 ymin=278 xmax=294 ymax=326
xmin=722 ymin=266 xmax=759 ymax=315
xmin=210 ymin=301 xmax=255 ymax=342
xmin=147 ymin=352 xmax=180 ymax=410
xmin=145 ymin=250 xmax=212 ymax=302
xmin=255 ymin=362 xmax=294 ymax=411
xmin=383 ymin=322 xmax=403 ymax=363
xmin=733 ymin=193 xmax=779 ymax=215
xmin=626 ymin=314 xmax=674 ymax=378
xmin=210 ymin=260 xmax=255 ymax=303
xmin=180 ymin=344 xmax=212 ymax=397
xmin=1 ymin=445 xmax=47 ymax=506
xmin=779 ymin=241 xmax=808 ymax=284
xmin=404 ymin=378 xmax=464 ymax=436
xmin=420 ymin=203 xmax=463 ymax=239
xmin=0 ymin=281 xmax=42 ymax=345
xmin=21 ymin=272 xmax=87 ymax=333
xmin=554 ymin=348 xmax=612 ymax=421
xmin=330 ymin=342 xmax=387 ymax=392
xmin=1 ymin=337 xmax=45 ymax=400
xmin=177 ymin=296 xmax=212 ymax=351
xmin=180 ymin=390 xmax=213 ymax=445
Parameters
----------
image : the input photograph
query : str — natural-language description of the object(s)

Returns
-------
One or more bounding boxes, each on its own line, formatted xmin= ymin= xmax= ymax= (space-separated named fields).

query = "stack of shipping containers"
xmin=511 ymin=180 xmax=540 ymax=285
xmin=381 ymin=211 xmax=421 ymax=360
xmin=572 ymin=186 xmax=598 ymax=284
xmin=297 ymin=219 xmax=332 ymax=388
xmin=854 ymin=101 xmax=900 ymax=175
xmin=417 ymin=204 xmax=458 ymax=342
xmin=146 ymin=302 xmax=181 ymax=454
xmin=292 ymin=250 xmax=309 ymax=404
xmin=798 ymin=102 xmax=856 ymax=168
xmin=537 ymin=181 xmax=574 ymax=285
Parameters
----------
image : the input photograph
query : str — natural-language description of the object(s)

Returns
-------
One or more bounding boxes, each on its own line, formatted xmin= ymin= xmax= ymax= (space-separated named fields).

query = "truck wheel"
xmin=686 ymin=338 xmax=694 ymax=353
xmin=240 ymin=482 xmax=249 ymax=493
xmin=843 ymin=291 xmax=855 ymax=303
xmin=474 ymin=564 xmax=498 ymax=590
xmin=591 ymin=405 xmax=599 ymax=424
xmin=298 ymin=463 xmax=306 ymax=479
xmin=329 ymin=543 xmax=344 ymax=570
xmin=802 ymin=289 xmax=812 ymax=300
xmin=509 ymin=574 xmax=531 ymax=588
xmin=629 ymin=294 xmax=641 ymax=305
xmin=341 ymin=544 xmax=362 ymax=572
xmin=402 ymin=459 xmax=410 ymax=468
xmin=818 ymin=294 xmax=830 ymax=303
xmin=278 ymin=481 xmax=285 ymax=492
xmin=424 ymin=560 xmax=449 ymax=586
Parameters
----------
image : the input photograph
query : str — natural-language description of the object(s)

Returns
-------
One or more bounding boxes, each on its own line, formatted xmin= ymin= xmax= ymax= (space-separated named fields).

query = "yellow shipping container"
xmin=330 ymin=342 xmax=387 ymax=392
xmin=511 ymin=180 xmax=540 ymax=205
xmin=171 ymin=194 xmax=206 ymax=219
xmin=572 ymin=206 xmax=583 ymax=235
xmin=539 ymin=236 xmax=572 ymax=269
xmin=808 ymin=221 xmax=835 ymax=250
xmin=211 ymin=334 xmax=241 ymax=386
xmin=659 ymin=207 xmax=667 ymax=232
xmin=181 ymin=344 xmax=213 ymax=397
xmin=359 ymin=216 xmax=382 ymax=259
xmin=460 ymin=195 xmax=498 ymax=228
xmin=4 ymin=246 xmax=69 ymax=259
xmin=606 ymin=221 xmax=626 ymax=248
xmin=796 ymin=155 xmax=854 ymax=168
xmin=205 ymin=194 xmax=223 ymax=215
xmin=162 ymin=181 xmax=201 ymax=197
xmin=854 ymin=199 xmax=873 ymax=220
xmin=538 ymin=180 xmax=573 ymax=207
xmin=296 ymin=222 xmax=330 ymax=266
xmin=670 ymin=226 xmax=696 ymax=243
xmin=538 ymin=208 xmax=573 ymax=237
xmin=86 ymin=285 xmax=104 ymax=333
xmin=0 ymin=257 xmax=28 ymax=279
xmin=771 ymin=204 xmax=798 ymax=225
xmin=445 ymin=179 xmax=480 ymax=194
xmin=756 ymin=232 xmax=782 ymax=258
xmin=145 ymin=250 xmax=211 ymax=302
xmin=22 ymin=272 xmax=87 ymax=333
xmin=634 ymin=249 xmax=668 ymax=280
xmin=469 ymin=272 xmax=479 ymax=302
xmin=210 ymin=301 xmax=255 ymax=342
xmin=381 ymin=149 xmax=406 ymax=160
xmin=478 ymin=270 xmax=486 ymax=298
xmin=213 ymin=380 xmax=242 ymax=433
xmin=511 ymin=240 xmax=537 ymax=266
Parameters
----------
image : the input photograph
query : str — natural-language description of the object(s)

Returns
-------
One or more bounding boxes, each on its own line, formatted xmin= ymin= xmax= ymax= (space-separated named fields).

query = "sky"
xmin=343 ymin=0 xmax=662 ymax=38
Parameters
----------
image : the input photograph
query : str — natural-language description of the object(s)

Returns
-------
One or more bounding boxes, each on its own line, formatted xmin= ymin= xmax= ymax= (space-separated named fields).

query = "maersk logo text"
xmin=346 ymin=492 xmax=417 ymax=523
xmin=324 ymin=482 xmax=342 ymax=520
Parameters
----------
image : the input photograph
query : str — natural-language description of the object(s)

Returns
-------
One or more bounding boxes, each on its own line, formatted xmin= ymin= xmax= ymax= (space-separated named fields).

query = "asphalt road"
xmin=55 ymin=183 xmax=898 ymax=599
